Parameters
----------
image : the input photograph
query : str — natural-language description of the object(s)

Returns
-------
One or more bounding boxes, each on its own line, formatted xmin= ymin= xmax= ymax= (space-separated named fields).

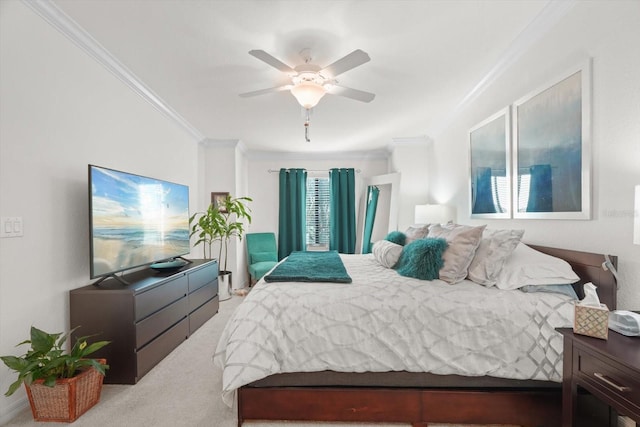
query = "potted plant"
xmin=1 ymin=326 xmax=110 ymax=422
xmin=190 ymin=195 xmax=252 ymax=299
xmin=189 ymin=203 xmax=220 ymax=260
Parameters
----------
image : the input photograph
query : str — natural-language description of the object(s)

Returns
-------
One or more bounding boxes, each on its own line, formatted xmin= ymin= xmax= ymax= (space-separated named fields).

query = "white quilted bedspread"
xmin=214 ymin=254 xmax=574 ymax=405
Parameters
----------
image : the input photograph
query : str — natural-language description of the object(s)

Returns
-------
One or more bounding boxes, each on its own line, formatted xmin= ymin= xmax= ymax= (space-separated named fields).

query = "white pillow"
xmin=467 ymin=228 xmax=525 ymax=287
xmin=427 ymin=223 xmax=486 ymax=284
xmin=495 ymin=243 xmax=580 ymax=290
xmin=372 ymin=240 xmax=403 ymax=268
xmin=404 ymin=225 xmax=430 ymax=244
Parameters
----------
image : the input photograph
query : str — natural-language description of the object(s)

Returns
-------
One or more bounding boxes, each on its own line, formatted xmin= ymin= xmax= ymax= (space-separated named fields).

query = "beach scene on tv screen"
xmin=91 ymin=167 xmax=190 ymax=277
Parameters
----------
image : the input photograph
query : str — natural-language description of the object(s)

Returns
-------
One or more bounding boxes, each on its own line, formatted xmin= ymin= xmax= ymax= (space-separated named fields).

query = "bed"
xmin=215 ymin=242 xmax=617 ymax=427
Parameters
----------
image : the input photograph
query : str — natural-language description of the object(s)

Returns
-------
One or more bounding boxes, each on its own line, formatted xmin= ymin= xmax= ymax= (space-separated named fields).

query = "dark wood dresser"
xmin=70 ymin=259 xmax=219 ymax=384
xmin=558 ymin=328 xmax=640 ymax=426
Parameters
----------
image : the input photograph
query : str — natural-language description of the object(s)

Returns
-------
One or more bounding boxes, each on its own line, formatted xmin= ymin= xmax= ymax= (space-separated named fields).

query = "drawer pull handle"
xmin=594 ymin=372 xmax=631 ymax=392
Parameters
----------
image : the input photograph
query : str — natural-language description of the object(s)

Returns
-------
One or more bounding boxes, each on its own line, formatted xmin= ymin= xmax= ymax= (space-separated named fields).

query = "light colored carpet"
xmin=2 ymin=294 xmax=517 ymax=427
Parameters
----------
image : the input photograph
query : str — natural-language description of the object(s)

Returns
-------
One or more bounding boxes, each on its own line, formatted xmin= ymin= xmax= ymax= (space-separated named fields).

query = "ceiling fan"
xmin=240 ymin=48 xmax=376 ymax=110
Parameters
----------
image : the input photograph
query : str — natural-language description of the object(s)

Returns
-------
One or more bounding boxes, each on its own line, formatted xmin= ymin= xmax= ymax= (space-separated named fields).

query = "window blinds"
xmin=306 ymin=177 xmax=330 ymax=248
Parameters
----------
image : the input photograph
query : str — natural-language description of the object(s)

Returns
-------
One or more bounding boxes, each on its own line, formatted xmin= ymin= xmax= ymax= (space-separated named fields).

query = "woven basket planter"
xmin=24 ymin=359 xmax=106 ymax=422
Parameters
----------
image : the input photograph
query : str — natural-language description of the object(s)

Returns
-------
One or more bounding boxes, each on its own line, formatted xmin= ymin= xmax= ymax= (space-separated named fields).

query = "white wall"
xmin=0 ymin=2 xmax=199 ymax=420
xmin=390 ymin=140 xmax=432 ymax=229
xmin=429 ymin=1 xmax=640 ymax=310
xmin=234 ymin=144 xmax=250 ymax=288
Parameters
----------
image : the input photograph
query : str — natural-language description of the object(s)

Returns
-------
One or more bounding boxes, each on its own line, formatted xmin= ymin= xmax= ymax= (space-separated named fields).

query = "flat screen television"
xmin=88 ymin=164 xmax=191 ymax=281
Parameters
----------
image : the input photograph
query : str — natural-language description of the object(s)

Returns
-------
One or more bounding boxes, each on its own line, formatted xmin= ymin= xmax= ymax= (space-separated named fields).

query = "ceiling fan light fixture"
xmin=290 ymin=81 xmax=326 ymax=109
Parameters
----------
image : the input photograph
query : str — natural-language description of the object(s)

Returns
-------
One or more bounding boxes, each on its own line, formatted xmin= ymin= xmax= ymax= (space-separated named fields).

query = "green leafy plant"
xmin=0 ymin=326 xmax=110 ymax=396
xmin=189 ymin=203 xmax=220 ymax=260
xmin=189 ymin=195 xmax=252 ymax=272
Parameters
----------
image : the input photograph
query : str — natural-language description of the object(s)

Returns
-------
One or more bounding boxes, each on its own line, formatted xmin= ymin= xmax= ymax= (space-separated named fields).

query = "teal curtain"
xmin=362 ymin=185 xmax=379 ymax=254
xmin=278 ymin=168 xmax=307 ymax=260
xmin=527 ymin=164 xmax=553 ymax=212
xmin=472 ymin=167 xmax=496 ymax=214
xmin=329 ymin=168 xmax=356 ymax=254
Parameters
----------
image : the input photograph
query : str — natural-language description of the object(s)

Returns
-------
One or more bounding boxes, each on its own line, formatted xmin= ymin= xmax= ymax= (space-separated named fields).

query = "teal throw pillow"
xmin=394 ymin=238 xmax=448 ymax=281
xmin=385 ymin=231 xmax=406 ymax=246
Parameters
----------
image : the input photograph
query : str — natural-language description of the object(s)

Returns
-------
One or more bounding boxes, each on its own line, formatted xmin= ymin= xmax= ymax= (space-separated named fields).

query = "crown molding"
xmin=200 ymin=139 xmax=249 ymax=155
xmin=201 ymin=140 xmax=389 ymax=160
xmin=236 ymin=140 xmax=248 ymax=154
xmin=201 ymin=138 xmax=240 ymax=148
xmin=390 ymin=136 xmax=431 ymax=146
xmin=433 ymin=0 xmax=576 ymax=136
xmin=22 ymin=0 xmax=205 ymax=142
xmin=387 ymin=136 xmax=432 ymax=152
xmin=246 ymin=149 xmax=389 ymax=161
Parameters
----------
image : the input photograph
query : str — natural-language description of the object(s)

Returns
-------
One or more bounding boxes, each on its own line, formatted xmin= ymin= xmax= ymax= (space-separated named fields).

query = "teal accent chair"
xmin=246 ymin=232 xmax=278 ymax=285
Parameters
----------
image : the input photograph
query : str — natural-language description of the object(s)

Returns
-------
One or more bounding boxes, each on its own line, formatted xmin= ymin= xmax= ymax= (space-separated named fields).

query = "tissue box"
xmin=574 ymin=303 xmax=609 ymax=340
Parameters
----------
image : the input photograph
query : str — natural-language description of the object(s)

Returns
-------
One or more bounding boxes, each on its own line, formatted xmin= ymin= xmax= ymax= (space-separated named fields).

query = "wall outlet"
xmin=0 ymin=217 xmax=23 ymax=238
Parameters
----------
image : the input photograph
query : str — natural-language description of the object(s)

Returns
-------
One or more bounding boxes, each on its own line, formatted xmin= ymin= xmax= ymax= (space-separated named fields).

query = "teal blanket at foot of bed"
xmin=264 ymin=250 xmax=352 ymax=283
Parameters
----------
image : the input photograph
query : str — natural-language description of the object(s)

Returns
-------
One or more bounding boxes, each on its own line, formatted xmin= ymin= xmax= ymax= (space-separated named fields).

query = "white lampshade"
xmin=634 ymin=185 xmax=640 ymax=245
xmin=414 ymin=204 xmax=456 ymax=225
xmin=290 ymin=82 xmax=326 ymax=109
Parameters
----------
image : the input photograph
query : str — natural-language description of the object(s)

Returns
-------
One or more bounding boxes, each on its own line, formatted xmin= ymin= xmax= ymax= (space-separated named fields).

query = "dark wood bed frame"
xmin=236 ymin=245 xmax=618 ymax=427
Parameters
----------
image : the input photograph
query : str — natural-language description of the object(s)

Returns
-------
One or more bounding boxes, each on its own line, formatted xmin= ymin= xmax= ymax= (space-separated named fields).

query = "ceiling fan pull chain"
xmin=304 ymin=109 xmax=311 ymax=142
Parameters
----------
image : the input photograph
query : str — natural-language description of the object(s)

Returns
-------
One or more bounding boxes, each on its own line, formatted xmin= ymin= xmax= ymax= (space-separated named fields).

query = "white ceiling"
xmin=52 ymin=0 xmax=552 ymax=153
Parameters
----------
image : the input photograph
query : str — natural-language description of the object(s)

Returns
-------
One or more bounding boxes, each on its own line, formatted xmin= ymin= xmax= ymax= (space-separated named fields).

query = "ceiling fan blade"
xmin=239 ymin=85 xmax=291 ymax=98
xmin=248 ymin=50 xmax=295 ymax=73
xmin=328 ymin=85 xmax=375 ymax=103
xmin=321 ymin=49 xmax=370 ymax=77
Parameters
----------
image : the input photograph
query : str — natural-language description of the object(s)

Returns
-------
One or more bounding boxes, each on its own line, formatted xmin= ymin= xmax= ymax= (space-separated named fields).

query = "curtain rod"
xmin=268 ymin=169 xmax=361 ymax=173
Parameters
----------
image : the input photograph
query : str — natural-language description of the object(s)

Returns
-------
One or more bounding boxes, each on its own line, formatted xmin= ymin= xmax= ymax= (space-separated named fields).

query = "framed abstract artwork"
xmin=512 ymin=61 xmax=591 ymax=219
xmin=469 ymin=107 xmax=511 ymax=218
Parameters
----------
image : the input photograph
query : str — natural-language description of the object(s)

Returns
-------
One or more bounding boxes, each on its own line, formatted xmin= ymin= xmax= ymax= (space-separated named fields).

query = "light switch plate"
xmin=0 ymin=217 xmax=23 ymax=238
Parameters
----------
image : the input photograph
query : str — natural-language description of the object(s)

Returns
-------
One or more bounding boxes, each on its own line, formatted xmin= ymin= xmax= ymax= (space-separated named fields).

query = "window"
xmin=491 ymin=174 xmax=509 ymax=213
xmin=516 ymin=173 xmax=531 ymax=212
xmin=489 ymin=173 xmax=531 ymax=213
xmin=306 ymin=176 xmax=330 ymax=250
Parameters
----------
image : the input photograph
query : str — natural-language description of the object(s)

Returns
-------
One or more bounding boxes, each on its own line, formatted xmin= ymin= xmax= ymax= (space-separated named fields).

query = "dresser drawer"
xmin=189 ymin=296 xmax=219 ymax=334
xmin=135 ymin=296 xmax=188 ymax=348
xmin=135 ymin=276 xmax=188 ymax=321
xmin=577 ymin=347 xmax=640 ymax=416
xmin=136 ymin=318 xmax=189 ymax=380
xmin=188 ymin=262 xmax=218 ymax=292
xmin=189 ymin=281 xmax=217 ymax=312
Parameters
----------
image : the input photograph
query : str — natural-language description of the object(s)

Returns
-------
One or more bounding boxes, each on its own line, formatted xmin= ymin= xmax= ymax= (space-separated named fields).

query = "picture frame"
xmin=469 ymin=107 xmax=512 ymax=218
xmin=512 ymin=61 xmax=591 ymax=219
xmin=211 ymin=192 xmax=229 ymax=213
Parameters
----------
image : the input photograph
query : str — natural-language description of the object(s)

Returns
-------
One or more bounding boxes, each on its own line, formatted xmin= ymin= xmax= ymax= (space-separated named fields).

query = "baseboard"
xmin=0 ymin=396 xmax=29 ymax=424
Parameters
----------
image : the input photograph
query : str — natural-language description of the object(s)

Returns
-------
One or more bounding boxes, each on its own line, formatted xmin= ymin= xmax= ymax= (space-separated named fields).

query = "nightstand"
xmin=558 ymin=328 xmax=640 ymax=427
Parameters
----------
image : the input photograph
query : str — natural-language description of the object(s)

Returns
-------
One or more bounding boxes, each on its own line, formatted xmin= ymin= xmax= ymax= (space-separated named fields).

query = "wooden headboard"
xmin=529 ymin=244 xmax=618 ymax=310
